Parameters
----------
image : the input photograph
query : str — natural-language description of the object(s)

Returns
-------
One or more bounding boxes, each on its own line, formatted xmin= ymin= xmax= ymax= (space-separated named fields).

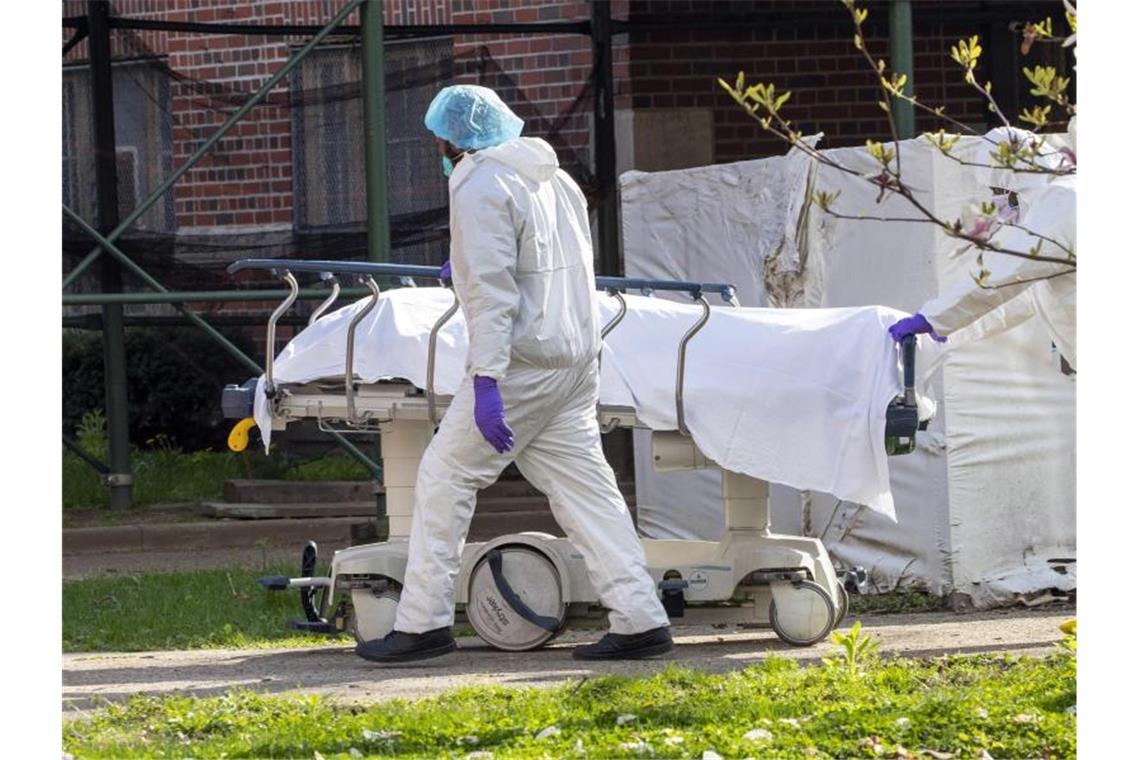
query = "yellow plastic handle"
xmin=228 ymin=417 xmax=257 ymax=452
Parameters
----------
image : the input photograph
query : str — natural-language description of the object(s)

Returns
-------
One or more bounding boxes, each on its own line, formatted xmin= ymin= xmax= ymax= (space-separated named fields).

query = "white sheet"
xmin=254 ymin=287 xmax=929 ymax=519
xmin=619 ymin=145 xmax=824 ymax=542
xmin=618 ymin=134 xmax=1074 ymax=606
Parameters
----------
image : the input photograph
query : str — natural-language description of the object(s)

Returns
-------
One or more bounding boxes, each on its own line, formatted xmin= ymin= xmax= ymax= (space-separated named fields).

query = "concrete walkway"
xmin=63 ymin=606 xmax=1071 ymax=716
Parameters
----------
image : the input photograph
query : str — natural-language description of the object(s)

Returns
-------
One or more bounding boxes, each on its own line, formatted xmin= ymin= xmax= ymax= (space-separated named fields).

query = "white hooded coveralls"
xmin=922 ymin=127 xmax=1076 ymax=368
xmin=394 ymin=136 xmax=670 ymax=635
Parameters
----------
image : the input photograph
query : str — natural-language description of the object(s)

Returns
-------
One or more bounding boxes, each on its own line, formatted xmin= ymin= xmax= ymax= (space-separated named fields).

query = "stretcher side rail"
xmin=593 ymin=279 xmax=739 ymax=436
xmin=226 ymin=258 xmax=741 ymax=439
xmin=308 ymin=272 xmax=340 ymax=326
xmin=343 ymin=275 xmax=382 ymax=427
xmin=263 ymin=271 xmax=299 ymax=398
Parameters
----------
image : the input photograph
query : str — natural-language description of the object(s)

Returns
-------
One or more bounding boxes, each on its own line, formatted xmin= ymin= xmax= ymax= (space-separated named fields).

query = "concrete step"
xmin=478 ymin=479 xmax=637 ymax=499
xmin=198 ymin=501 xmax=378 ymax=520
xmin=200 ymin=497 xmax=581 ymax=520
xmin=474 ymin=494 xmax=635 ymax=513
xmin=222 ymin=479 xmax=374 ymax=504
xmin=63 ymin=501 xmax=638 ymax=556
xmin=469 ymin=510 xmax=562 ymax=541
xmin=221 ymin=478 xmax=636 ymax=506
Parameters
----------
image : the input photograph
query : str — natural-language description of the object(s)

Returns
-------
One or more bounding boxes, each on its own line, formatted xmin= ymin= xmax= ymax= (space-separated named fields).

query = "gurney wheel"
xmin=348 ymin=579 xmax=401 ymax=646
xmin=467 ymin=545 xmax=567 ymax=651
xmin=769 ymin=580 xmax=836 ymax=647
xmin=833 ymin=584 xmax=850 ymax=628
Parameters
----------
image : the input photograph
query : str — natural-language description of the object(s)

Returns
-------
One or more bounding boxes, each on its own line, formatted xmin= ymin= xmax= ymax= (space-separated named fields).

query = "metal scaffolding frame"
xmin=61 ymin=0 xmax=930 ymax=507
xmin=61 ymin=0 xmax=629 ymax=509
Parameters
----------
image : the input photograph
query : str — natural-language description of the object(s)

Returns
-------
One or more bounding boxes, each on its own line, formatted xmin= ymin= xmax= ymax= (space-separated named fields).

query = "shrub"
xmin=63 ymin=326 xmax=258 ymax=452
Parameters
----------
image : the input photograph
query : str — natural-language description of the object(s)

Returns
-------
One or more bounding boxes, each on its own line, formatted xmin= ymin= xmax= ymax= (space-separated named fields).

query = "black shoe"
xmin=355 ymin=627 xmax=457 ymax=663
xmin=572 ymin=626 xmax=673 ymax=660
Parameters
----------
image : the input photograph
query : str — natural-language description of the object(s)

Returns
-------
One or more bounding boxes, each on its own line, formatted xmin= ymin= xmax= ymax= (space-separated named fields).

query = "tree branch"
xmin=976 ymin=268 xmax=1074 ymax=290
xmin=999 ymin=220 xmax=1076 ymax=259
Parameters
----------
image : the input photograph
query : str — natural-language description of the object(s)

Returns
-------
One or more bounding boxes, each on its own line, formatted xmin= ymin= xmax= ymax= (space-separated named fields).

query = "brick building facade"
xmin=63 ymin=0 xmax=1071 ymax=277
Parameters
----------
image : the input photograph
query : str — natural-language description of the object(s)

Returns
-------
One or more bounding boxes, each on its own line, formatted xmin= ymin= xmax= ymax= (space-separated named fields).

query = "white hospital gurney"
xmin=222 ymin=259 xmax=925 ymax=649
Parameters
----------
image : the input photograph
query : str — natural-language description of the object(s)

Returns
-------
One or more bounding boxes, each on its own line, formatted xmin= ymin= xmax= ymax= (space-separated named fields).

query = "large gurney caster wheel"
xmin=833 ymin=583 xmax=850 ymax=629
xmin=769 ymin=579 xmax=837 ymax=646
xmin=467 ymin=545 xmax=568 ymax=651
xmin=348 ymin=579 xmax=401 ymax=646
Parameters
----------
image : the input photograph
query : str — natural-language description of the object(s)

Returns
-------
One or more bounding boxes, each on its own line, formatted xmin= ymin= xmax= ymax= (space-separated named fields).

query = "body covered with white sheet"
xmin=255 ymin=290 xmax=925 ymax=520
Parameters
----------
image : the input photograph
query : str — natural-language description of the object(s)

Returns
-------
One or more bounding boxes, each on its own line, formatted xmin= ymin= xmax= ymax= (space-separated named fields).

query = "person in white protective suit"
xmin=889 ymin=124 xmax=1076 ymax=370
xmin=355 ymin=85 xmax=672 ymax=663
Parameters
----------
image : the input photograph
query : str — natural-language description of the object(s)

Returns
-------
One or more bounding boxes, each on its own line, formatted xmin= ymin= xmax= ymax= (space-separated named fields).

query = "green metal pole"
xmin=64 ymin=434 xmax=111 ymax=476
xmin=88 ymin=0 xmax=132 ymax=508
xmin=63 ymin=0 xmax=366 ymax=291
xmin=361 ymin=0 xmax=390 ymax=531
xmin=889 ymin=0 xmax=916 ymax=139
xmin=62 ymin=204 xmax=383 ymax=479
xmin=361 ymin=0 xmax=390 ymax=264
xmin=325 ymin=428 xmax=383 ymax=480
xmin=63 ymin=203 xmax=262 ymax=374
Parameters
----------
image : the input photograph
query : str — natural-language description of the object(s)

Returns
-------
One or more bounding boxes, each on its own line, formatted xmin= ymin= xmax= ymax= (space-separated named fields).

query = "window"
xmin=62 ymin=73 xmax=92 ymax=224
xmin=291 ymin=38 xmax=453 ymax=263
xmin=62 ymin=60 xmax=174 ymax=233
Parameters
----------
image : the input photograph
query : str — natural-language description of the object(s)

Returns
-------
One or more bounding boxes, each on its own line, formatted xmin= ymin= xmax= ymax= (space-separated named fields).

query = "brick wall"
xmin=63 ymin=0 xmax=446 ymax=232
xmin=448 ymin=1 xmax=600 ymax=189
xmin=63 ymin=0 xmax=1071 ymax=233
xmin=625 ymin=0 xmax=1070 ymax=165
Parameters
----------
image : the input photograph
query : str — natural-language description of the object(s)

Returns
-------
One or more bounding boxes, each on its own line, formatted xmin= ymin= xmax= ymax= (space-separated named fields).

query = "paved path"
xmin=63 ymin=606 xmax=1071 ymax=717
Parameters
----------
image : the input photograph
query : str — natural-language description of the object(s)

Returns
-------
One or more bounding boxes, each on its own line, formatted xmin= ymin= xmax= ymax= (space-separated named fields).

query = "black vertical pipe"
xmin=87 ymin=0 xmax=133 ymax=508
xmin=592 ymin=1 xmax=620 ymax=276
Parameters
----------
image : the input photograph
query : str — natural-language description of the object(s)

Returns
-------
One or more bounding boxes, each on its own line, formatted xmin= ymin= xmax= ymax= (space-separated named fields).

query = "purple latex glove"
xmin=439 ymin=260 xmax=452 ymax=281
xmin=473 ymin=375 xmax=514 ymax=453
xmin=888 ymin=313 xmax=948 ymax=343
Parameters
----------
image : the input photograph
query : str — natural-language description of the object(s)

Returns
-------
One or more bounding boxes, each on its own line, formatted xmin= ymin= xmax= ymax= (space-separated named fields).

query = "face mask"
xmin=442 ymin=155 xmax=454 ymax=177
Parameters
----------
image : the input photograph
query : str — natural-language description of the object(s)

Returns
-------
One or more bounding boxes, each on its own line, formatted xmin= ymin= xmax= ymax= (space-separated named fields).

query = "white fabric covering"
xmin=447 ymin=136 xmax=601 ymax=379
xmin=618 ymin=134 xmax=1075 ymax=607
xmin=253 ymin=288 xmax=927 ymax=518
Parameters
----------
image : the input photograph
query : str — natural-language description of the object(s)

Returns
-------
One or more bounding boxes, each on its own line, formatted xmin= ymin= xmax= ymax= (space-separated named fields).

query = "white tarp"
xmin=254 ymin=287 xmax=932 ymax=517
xmin=619 ymin=136 xmax=1075 ymax=606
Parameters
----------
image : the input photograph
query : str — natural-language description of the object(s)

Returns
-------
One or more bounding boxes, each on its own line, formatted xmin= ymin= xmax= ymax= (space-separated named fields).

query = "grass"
xmin=63 ymin=653 xmax=1075 ymax=759
xmin=63 ymin=565 xmax=351 ymax=652
xmin=849 ymin=589 xmax=947 ymax=615
xmin=63 ymin=566 xmax=955 ymax=653
xmin=64 ymin=408 xmax=374 ymax=509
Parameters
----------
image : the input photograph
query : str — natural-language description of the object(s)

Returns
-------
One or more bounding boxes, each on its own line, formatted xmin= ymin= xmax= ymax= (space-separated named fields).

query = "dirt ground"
xmin=63 ymin=605 xmax=1073 ymax=718
xmin=63 ymin=545 xmax=303 ymax=579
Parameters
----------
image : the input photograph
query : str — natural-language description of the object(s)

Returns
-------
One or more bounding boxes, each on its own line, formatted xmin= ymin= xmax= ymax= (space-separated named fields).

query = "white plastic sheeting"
xmin=619 ymin=136 xmax=1075 ymax=606
xmin=618 ymin=136 xmax=821 ymax=308
xmin=253 ymin=287 xmax=930 ymax=517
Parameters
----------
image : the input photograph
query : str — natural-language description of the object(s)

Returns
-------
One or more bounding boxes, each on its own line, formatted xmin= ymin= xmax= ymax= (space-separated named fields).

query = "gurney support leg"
xmin=723 ymin=470 xmax=770 ymax=534
xmin=379 ymin=419 xmax=433 ymax=540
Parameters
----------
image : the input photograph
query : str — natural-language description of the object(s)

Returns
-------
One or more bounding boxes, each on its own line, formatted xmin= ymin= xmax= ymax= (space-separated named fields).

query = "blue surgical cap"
xmin=424 ymin=85 xmax=524 ymax=150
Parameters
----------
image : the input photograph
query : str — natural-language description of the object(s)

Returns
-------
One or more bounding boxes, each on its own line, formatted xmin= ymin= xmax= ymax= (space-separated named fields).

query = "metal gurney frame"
xmin=223 ymin=259 xmax=922 ymax=650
